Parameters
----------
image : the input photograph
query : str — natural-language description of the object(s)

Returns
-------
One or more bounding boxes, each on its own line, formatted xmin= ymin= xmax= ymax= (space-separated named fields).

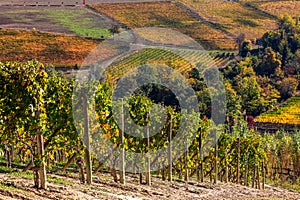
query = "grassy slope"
xmin=249 ymin=1 xmax=300 ymax=18
xmin=0 ymin=29 xmax=100 ymax=67
xmin=255 ymin=94 xmax=300 ymax=125
xmin=46 ymin=9 xmax=111 ymax=38
xmin=178 ymin=0 xmax=277 ymax=40
xmin=90 ymin=2 xmax=237 ymax=50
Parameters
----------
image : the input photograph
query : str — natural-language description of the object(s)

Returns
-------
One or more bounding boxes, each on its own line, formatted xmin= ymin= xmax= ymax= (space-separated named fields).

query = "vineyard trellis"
xmin=0 ymin=60 xmax=299 ymax=190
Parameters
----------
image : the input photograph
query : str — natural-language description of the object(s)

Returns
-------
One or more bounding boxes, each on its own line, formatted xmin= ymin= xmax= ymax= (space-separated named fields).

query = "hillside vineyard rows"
xmin=0 ymin=0 xmax=300 ymax=199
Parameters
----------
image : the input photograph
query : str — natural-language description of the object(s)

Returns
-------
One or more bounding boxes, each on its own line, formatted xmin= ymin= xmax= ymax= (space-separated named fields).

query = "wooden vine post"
xmin=145 ymin=113 xmax=151 ymax=185
xmin=244 ymin=157 xmax=249 ymax=186
xmin=252 ymin=165 xmax=256 ymax=188
xmin=35 ymin=89 xmax=47 ymax=189
xmin=199 ymin=129 xmax=204 ymax=182
xmin=257 ymin=165 xmax=261 ymax=189
xmin=167 ymin=113 xmax=172 ymax=182
xmin=262 ymin=160 xmax=265 ymax=189
xmin=184 ymin=134 xmax=189 ymax=183
xmin=83 ymin=89 xmax=92 ymax=185
xmin=214 ymin=129 xmax=218 ymax=184
xmin=120 ymin=99 xmax=126 ymax=184
xmin=225 ymin=146 xmax=229 ymax=183
xmin=237 ymin=137 xmax=240 ymax=184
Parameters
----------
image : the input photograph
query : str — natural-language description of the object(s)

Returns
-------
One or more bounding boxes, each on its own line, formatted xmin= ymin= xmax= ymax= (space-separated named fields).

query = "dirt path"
xmin=0 ymin=172 xmax=299 ymax=200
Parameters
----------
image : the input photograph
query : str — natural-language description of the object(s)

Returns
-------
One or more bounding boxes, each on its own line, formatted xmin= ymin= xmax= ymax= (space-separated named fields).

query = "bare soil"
xmin=0 ymin=6 xmax=112 ymax=36
xmin=0 ymin=172 xmax=299 ymax=200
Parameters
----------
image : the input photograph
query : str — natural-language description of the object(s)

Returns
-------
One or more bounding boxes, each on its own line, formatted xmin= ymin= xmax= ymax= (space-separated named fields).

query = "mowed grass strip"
xmin=90 ymin=1 xmax=236 ymax=50
xmin=0 ymin=29 xmax=100 ymax=67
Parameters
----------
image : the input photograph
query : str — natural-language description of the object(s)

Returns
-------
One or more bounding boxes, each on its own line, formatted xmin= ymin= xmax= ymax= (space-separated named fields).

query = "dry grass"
xmin=173 ymin=23 xmax=237 ymax=50
xmin=178 ymin=0 xmax=277 ymax=40
xmin=254 ymin=1 xmax=300 ymax=18
xmin=91 ymin=2 xmax=197 ymax=28
xmin=0 ymin=29 xmax=100 ymax=67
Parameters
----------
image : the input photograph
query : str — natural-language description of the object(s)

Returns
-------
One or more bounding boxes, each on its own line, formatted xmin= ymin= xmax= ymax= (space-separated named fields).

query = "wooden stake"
xmin=36 ymin=89 xmax=47 ymax=189
xmin=167 ymin=114 xmax=172 ymax=182
xmin=262 ymin=161 xmax=265 ymax=190
xmin=184 ymin=139 xmax=189 ymax=183
xmin=145 ymin=115 xmax=151 ymax=186
xmin=199 ymin=130 xmax=204 ymax=182
xmin=214 ymin=129 xmax=218 ymax=184
xmin=83 ymin=91 xmax=92 ymax=185
xmin=225 ymin=148 xmax=228 ymax=183
xmin=237 ymin=137 xmax=240 ymax=184
xmin=257 ymin=165 xmax=261 ymax=189
xmin=244 ymin=158 xmax=248 ymax=186
xmin=120 ymin=99 xmax=125 ymax=184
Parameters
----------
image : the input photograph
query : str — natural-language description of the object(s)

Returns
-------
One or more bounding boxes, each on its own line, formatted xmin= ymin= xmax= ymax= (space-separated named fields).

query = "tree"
xmin=255 ymin=48 xmax=282 ymax=76
xmin=278 ymin=15 xmax=298 ymax=35
xmin=278 ymin=77 xmax=298 ymax=100
xmin=109 ymin=24 xmax=121 ymax=36
xmin=234 ymin=67 xmax=262 ymax=116
xmin=257 ymin=76 xmax=280 ymax=112
xmin=236 ymin=33 xmax=246 ymax=49
xmin=239 ymin=40 xmax=252 ymax=57
xmin=225 ymin=81 xmax=242 ymax=120
xmin=262 ymin=31 xmax=282 ymax=52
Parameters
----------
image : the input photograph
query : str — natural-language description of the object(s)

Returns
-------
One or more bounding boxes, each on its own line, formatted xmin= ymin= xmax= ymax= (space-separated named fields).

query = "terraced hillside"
xmin=90 ymin=1 xmax=237 ymax=50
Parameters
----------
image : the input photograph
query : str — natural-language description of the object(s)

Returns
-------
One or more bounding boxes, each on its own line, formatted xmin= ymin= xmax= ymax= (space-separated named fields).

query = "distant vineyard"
xmin=251 ymin=1 xmax=300 ymax=18
xmin=178 ymin=0 xmax=277 ymax=40
xmin=104 ymin=48 xmax=234 ymax=82
xmin=90 ymin=2 xmax=237 ymax=50
xmin=0 ymin=29 xmax=100 ymax=67
xmin=255 ymin=94 xmax=300 ymax=125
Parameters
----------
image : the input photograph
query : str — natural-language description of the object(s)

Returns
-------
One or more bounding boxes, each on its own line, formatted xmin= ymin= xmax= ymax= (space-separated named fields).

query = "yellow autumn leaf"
xmin=114 ymin=131 xmax=119 ymax=137
xmin=105 ymin=133 xmax=111 ymax=139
